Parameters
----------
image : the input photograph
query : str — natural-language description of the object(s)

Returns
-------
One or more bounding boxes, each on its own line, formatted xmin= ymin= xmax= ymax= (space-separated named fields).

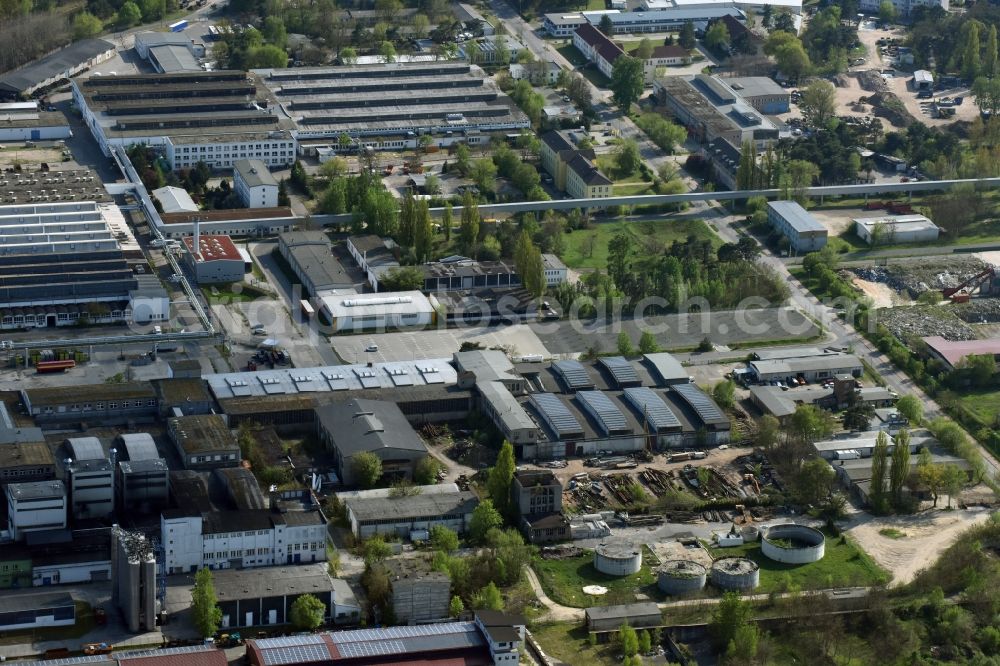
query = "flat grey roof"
xmin=6 ymin=480 xmax=64 ymax=500
xmin=727 ymin=77 xmax=787 ymax=99
xmin=345 ymin=490 xmax=478 ymax=523
xmin=0 ymin=39 xmax=113 ymax=94
xmin=234 ymin=159 xmax=278 ymax=188
xmin=149 ymin=44 xmax=201 ymax=73
xmin=642 ymin=352 xmax=688 ymax=384
xmin=586 ymin=602 xmax=661 ymax=621
xmin=750 ymin=354 xmax=862 ymax=375
xmin=768 ymin=200 xmax=826 ymax=233
xmin=212 ymin=564 xmax=337 ymax=601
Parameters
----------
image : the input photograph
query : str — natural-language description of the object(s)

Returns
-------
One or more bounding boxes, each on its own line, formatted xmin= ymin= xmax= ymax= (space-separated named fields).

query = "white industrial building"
xmin=5 ymin=481 xmax=67 ymax=541
xmin=853 ymin=214 xmax=940 ymax=246
xmin=767 ymin=201 xmax=828 ymax=254
xmin=0 ymin=101 xmax=72 ymax=141
xmin=748 ymin=354 xmax=863 ymax=383
xmin=642 ymin=0 xmax=802 ymax=13
xmin=183 ymin=233 xmax=248 ymax=284
xmin=318 ymin=290 xmax=437 ymax=332
xmin=542 ymin=253 xmax=568 ymax=286
xmin=65 ymin=436 xmax=114 ymax=520
xmin=161 ymin=502 xmax=328 ymax=573
xmin=152 ymin=186 xmax=199 ymax=214
xmin=858 ymin=0 xmax=947 ymax=17
xmin=233 ymin=159 xmax=279 ymax=208
xmin=134 ymin=31 xmax=206 ymax=73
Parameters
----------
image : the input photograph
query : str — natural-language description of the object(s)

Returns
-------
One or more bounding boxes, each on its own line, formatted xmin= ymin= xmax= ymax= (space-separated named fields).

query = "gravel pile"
xmin=858 ymin=70 xmax=888 ymax=92
xmin=877 ymin=306 xmax=977 ymax=342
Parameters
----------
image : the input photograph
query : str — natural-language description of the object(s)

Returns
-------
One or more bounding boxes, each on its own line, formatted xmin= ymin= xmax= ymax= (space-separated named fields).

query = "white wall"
xmin=8 ymin=496 xmax=66 ymax=541
xmin=162 ymin=514 xmax=204 ymax=574
xmin=33 ymin=560 xmax=111 ymax=586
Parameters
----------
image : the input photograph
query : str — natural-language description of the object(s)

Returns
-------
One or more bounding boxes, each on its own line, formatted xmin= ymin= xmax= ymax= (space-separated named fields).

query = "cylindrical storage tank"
xmin=741 ymin=525 xmax=760 ymax=542
xmin=657 ymin=560 xmax=707 ymax=595
xmin=593 ymin=542 xmax=642 ymax=576
xmin=761 ymin=524 xmax=826 ymax=564
xmin=710 ymin=557 xmax=760 ymax=591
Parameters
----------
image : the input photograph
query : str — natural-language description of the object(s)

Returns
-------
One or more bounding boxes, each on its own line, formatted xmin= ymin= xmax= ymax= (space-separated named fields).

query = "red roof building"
xmin=183 ymin=234 xmax=248 ymax=284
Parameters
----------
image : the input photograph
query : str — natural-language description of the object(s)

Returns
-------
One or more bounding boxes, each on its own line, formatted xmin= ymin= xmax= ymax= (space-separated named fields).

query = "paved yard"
xmin=332 ymin=324 xmax=551 ymax=363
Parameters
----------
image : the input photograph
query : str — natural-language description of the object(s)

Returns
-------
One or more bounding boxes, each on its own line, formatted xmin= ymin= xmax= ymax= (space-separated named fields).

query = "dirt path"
xmin=844 ymin=507 xmax=993 ymax=585
xmin=525 ymin=566 xmax=586 ymax=622
xmin=851 ymin=276 xmax=911 ymax=308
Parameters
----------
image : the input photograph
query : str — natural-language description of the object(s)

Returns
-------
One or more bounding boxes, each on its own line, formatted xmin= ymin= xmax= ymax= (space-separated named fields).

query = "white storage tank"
xmin=710 ymin=557 xmax=760 ymax=591
xmin=657 ymin=560 xmax=707 ymax=595
xmin=761 ymin=524 xmax=826 ymax=564
xmin=593 ymin=542 xmax=642 ymax=576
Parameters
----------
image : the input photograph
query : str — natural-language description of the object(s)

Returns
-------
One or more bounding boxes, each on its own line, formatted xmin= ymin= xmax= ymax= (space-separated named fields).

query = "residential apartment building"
xmin=566 ymin=153 xmax=613 ymax=199
xmin=573 ymin=24 xmax=624 ymax=80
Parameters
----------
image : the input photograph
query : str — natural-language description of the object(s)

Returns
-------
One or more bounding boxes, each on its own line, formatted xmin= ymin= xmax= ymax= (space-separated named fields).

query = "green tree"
xmin=247 ymin=45 xmax=289 ymax=68
xmin=116 ymin=1 xmax=141 ymax=27
xmin=764 ymin=31 xmax=811 ymax=81
xmin=704 ymin=21 xmax=730 ymax=54
xmin=262 ymin=16 xmax=288 ymax=49
xmin=800 ymin=79 xmax=837 ymax=127
xmin=442 ymin=202 xmax=453 ymax=242
xmin=469 ymin=499 xmax=504 ymax=544
xmin=380 ymin=41 xmax=397 ymax=63
xmin=638 ymin=330 xmax=660 ymax=354
xmin=414 ymin=198 xmax=433 ymax=263
xmin=485 ymin=528 xmax=532 ymax=586
xmin=430 ymin=525 xmax=460 ymax=553
xmin=638 ymin=630 xmax=652 ymax=655
xmin=607 ymin=232 xmax=633 ymax=289
xmin=459 ymin=190 xmax=480 ymax=254
xmin=735 ymin=140 xmax=757 ymax=190
xmin=726 ymin=622 xmax=761 ymax=662
xmin=351 ymin=451 xmax=383 ymax=489
xmin=710 ymin=592 xmax=752 ymax=652
xmin=635 ymin=37 xmax=654 ymax=60
xmin=789 ymin=404 xmax=834 ymax=444
xmin=610 ymin=56 xmax=644 ymax=112
xmin=191 ymin=568 xmax=222 ymax=638
xmin=340 ymin=46 xmax=358 ymax=64
xmin=615 ymin=139 xmax=641 ymax=176
xmin=472 ymin=581 xmax=504 ymax=611
xmin=470 ymin=158 xmax=498 ymax=196
xmin=792 ymin=457 xmax=835 ymax=506
xmin=289 ymin=593 xmax=326 ymax=631
xmin=896 ymin=395 xmax=923 ymax=424
xmin=942 ymin=463 xmax=966 ymax=509
xmin=617 ymin=331 xmax=635 ymax=357
xmin=72 ymin=11 xmax=103 ymax=39
xmin=918 ymin=447 xmax=944 ymax=507
xmin=963 ymin=21 xmax=982 ymax=82
xmin=599 ymin=13 xmax=614 ymax=35
xmin=363 ymin=536 xmax=392 ymax=565
xmin=619 ymin=623 xmax=639 ymax=657
xmin=871 ymin=430 xmax=890 ymax=513
xmin=379 ymin=266 xmax=424 ymax=291
xmin=679 ymin=21 xmax=696 ymax=49
xmin=890 ymin=429 xmax=911 ymax=507
xmin=988 ymin=25 xmax=1000 ymax=79
xmin=712 ymin=379 xmax=735 ymax=408
xmin=878 ymin=0 xmax=896 ymax=24
xmin=414 ymin=455 xmax=443 ymax=485
xmin=449 ymin=595 xmax=465 ymax=617
xmin=487 ymin=441 xmax=516 ymax=519
xmin=755 ymin=414 xmax=780 ymax=451
xmin=455 ymin=143 xmax=471 ymax=175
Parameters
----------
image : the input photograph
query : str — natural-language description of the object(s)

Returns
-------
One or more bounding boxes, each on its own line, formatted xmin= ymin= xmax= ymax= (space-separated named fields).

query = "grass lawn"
xmin=532 ymin=550 xmax=658 ymax=607
xmin=556 ymin=43 xmax=588 ymax=68
xmin=705 ymin=528 xmax=890 ymax=593
xmin=954 ymin=389 xmax=1000 ymax=429
xmin=613 ymin=183 xmax=656 ymax=196
xmin=594 ymin=156 xmax=648 ymax=184
xmin=530 ymin=623 xmax=622 ymax=666
xmin=561 ymin=217 xmax=719 ymax=270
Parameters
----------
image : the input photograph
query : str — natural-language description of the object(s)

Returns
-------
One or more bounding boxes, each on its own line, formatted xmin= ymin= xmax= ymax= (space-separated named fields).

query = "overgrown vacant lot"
xmin=706 ymin=528 xmax=890 ymax=593
xmin=561 ymin=218 xmax=718 ymax=270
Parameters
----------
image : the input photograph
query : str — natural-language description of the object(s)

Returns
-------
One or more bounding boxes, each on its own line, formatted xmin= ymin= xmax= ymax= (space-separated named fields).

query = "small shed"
xmin=913 ymin=70 xmax=933 ymax=91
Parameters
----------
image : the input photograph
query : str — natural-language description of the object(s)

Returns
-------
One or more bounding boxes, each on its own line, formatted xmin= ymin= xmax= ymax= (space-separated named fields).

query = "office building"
xmin=586 ymin=5 xmax=743 ymax=33
xmin=539 ymin=130 xmax=611 ymax=199
xmin=573 ymin=24 xmax=624 ymax=80
xmin=233 ymin=159 xmax=279 ymax=208
xmin=5 ymin=481 xmax=66 ymax=541
xmin=543 ymin=10 xmax=620 ymax=37
xmin=73 ymin=71 xmax=297 ymax=170
xmin=766 ymin=201 xmax=828 ymax=254
xmin=542 ymin=254 xmax=568 ymax=286
xmin=858 ymin=0 xmax=947 ymax=16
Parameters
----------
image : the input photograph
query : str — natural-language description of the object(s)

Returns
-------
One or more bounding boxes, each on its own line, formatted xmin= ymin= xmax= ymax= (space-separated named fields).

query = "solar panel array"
xmin=531 ymin=393 xmax=583 ymax=436
xmin=672 ymin=382 xmax=728 ymax=424
xmin=623 ymin=386 xmax=681 ymax=430
xmin=599 ymin=356 xmax=640 ymax=387
xmin=576 ymin=390 xmax=630 ymax=434
xmin=328 ymin=623 xmax=476 ymax=643
xmin=261 ymin=644 xmax=329 ymax=666
xmin=553 ymin=359 xmax=594 ymax=390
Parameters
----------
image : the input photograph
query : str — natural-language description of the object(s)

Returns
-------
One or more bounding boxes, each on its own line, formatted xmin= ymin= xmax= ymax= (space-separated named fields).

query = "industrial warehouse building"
xmin=339 ymin=484 xmax=478 ymax=538
xmin=211 ymin=564 xmax=360 ymax=628
xmin=766 ymin=201 xmax=828 ymax=254
xmin=921 ymin=336 xmax=1000 ymax=371
xmin=853 ymin=214 xmax=940 ymax=246
xmin=73 ymin=71 xmax=298 ymax=170
xmin=0 ymin=200 xmax=168 ymax=330
xmin=183 ymin=233 xmax=248 ymax=284
xmin=747 ymin=353 xmax=863 ymax=383
xmin=315 ymin=398 xmax=429 ymax=486
xmin=152 ymin=186 xmax=199 ymax=214
xmin=317 ymin=290 xmax=437 ymax=332
xmin=0 ymin=101 xmax=71 ymax=141
xmin=544 ymin=6 xmax=743 ymax=36
xmin=255 ymin=61 xmax=530 ymax=146
xmin=5 ymin=481 xmax=67 ymax=541
xmin=654 ymin=75 xmax=783 ymax=148
xmin=277 ymin=231 xmax=355 ymax=296
xmin=0 ymin=39 xmax=114 ymax=99
xmin=167 ymin=414 xmax=240 ymax=470
xmin=133 ymin=31 xmax=206 ymax=73
xmin=233 ymin=159 xmax=279 ymax=208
